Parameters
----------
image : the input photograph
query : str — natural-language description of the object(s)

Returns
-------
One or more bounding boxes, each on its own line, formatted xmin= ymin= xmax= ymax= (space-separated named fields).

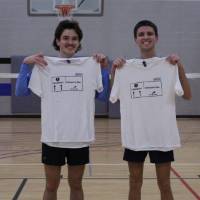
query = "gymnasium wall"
xmin=0 ymin=0 xmax=199 ymax=116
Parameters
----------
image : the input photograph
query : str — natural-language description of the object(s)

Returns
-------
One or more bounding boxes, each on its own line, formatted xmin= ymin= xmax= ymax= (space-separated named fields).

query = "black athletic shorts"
xmin=123 ymin=148 xmax=174 ymax=164
xmin=42 ymin=143 xmax=89 ymax=166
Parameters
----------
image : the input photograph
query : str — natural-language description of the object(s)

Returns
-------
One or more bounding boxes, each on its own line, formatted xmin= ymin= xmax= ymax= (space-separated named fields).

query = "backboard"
xmin=28 ymin=0 xmax=103 ymax=16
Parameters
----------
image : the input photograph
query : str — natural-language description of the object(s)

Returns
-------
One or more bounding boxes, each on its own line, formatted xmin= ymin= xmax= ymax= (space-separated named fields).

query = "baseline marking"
xmin=12 ymin=178 xmax=27 ymax=200
xmin=171 ymin=167 xmax=200 ymax=200
xmin=0 ymin=163 xmax=200 ymax=166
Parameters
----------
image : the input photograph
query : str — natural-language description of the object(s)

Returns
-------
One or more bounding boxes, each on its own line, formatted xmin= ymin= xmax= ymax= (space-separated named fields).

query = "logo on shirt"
xmin=51 ymin=73 xmax=83 ymax=92
xmin=130 ymin=78 xmax=163 ymax=99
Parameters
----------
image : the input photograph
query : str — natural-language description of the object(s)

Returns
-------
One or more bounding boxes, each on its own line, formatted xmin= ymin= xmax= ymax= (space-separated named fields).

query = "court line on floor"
xmin=171 ymin=167 xmax=200 ymax=200
xmin=0 ymin=177 xmax=199 ymax=180
xmin=0 ymin=152 xmax=41 ymax=159
xmin=0 ymin=163 xmax=200 ymax=166
xmin=12 ymin=178 xmax=27 ymax=200
xmin=0 ymin=149 xmax=40 ymax=156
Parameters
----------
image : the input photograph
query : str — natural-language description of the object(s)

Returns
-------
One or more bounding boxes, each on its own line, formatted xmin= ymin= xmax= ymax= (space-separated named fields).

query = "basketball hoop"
xmin=54 ymin=0 xmax=76 ymax=21
xmin=55 ymin=4 xmax=75 ymax=20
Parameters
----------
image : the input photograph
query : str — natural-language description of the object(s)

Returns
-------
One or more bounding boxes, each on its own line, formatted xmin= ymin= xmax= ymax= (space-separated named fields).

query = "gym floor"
xmin=0 ymin=118 xmax=199 ymax=200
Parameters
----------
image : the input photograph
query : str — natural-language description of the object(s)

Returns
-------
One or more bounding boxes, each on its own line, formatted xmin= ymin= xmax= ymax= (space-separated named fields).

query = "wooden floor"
xmin=0 ymin=118 xmax=199 ymax=200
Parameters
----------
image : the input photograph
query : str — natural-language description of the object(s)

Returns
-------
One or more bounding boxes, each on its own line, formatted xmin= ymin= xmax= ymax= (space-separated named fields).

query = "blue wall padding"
xmin=0 ymin=83 xmax=11 ymax=96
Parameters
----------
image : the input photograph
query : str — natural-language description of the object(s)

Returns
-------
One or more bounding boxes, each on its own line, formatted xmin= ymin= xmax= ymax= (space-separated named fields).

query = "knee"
xmin=157 ymin=179 xmax=171 ymax=191
xmin=68 ymin=177 xmax=82 ymax=190
xmin=45 ymin=180 xmax=60 ymax=193
xmin=129 ymin=174 xmax=143 ymax=189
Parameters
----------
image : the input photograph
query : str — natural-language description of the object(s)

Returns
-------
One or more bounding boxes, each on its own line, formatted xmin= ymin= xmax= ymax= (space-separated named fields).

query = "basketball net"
xmin=55 ymin=3 xmax=76 ymax=20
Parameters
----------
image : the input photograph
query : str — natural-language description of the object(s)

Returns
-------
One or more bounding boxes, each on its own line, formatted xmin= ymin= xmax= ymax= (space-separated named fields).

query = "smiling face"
xmin=56 ymin=29 xmax=80 ymax=58
xmin=134 ymin=26 xmax=158 ymax=58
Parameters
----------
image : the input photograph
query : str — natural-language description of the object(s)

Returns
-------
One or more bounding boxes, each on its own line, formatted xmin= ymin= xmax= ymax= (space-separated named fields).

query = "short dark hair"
xmin=133 ymin=20 xmax=158 ymax=39
xmin=53 ymin=20 xmax=83 ymax=52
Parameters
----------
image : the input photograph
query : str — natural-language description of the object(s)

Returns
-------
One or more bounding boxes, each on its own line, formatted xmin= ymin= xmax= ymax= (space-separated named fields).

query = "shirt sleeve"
xmin=95 ymin=62 xmax=104 ymax=93
xmin=109 ymin=69 xmax=120 ymax=103
xmin=15 ymin=63 xmax=32 ymax=96
xmin=28 ymin=65 xmax=43 ymax=97
xmin=95 ymin=68 xmax=109 ymax=101
xmin=175 ymin=65 xmax=184 ymax=96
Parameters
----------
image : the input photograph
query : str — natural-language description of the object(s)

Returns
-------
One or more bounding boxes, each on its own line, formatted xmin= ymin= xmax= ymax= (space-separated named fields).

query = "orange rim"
xmin=55 ymin=4 xmax=75 ymax=17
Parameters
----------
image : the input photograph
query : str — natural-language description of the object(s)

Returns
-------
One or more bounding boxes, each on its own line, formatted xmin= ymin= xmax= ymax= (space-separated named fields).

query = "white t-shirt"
xmin=29 ymin=56 xmax=103 ymax=148
xmin=110 ymin=57 xmax=184 ymax=151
